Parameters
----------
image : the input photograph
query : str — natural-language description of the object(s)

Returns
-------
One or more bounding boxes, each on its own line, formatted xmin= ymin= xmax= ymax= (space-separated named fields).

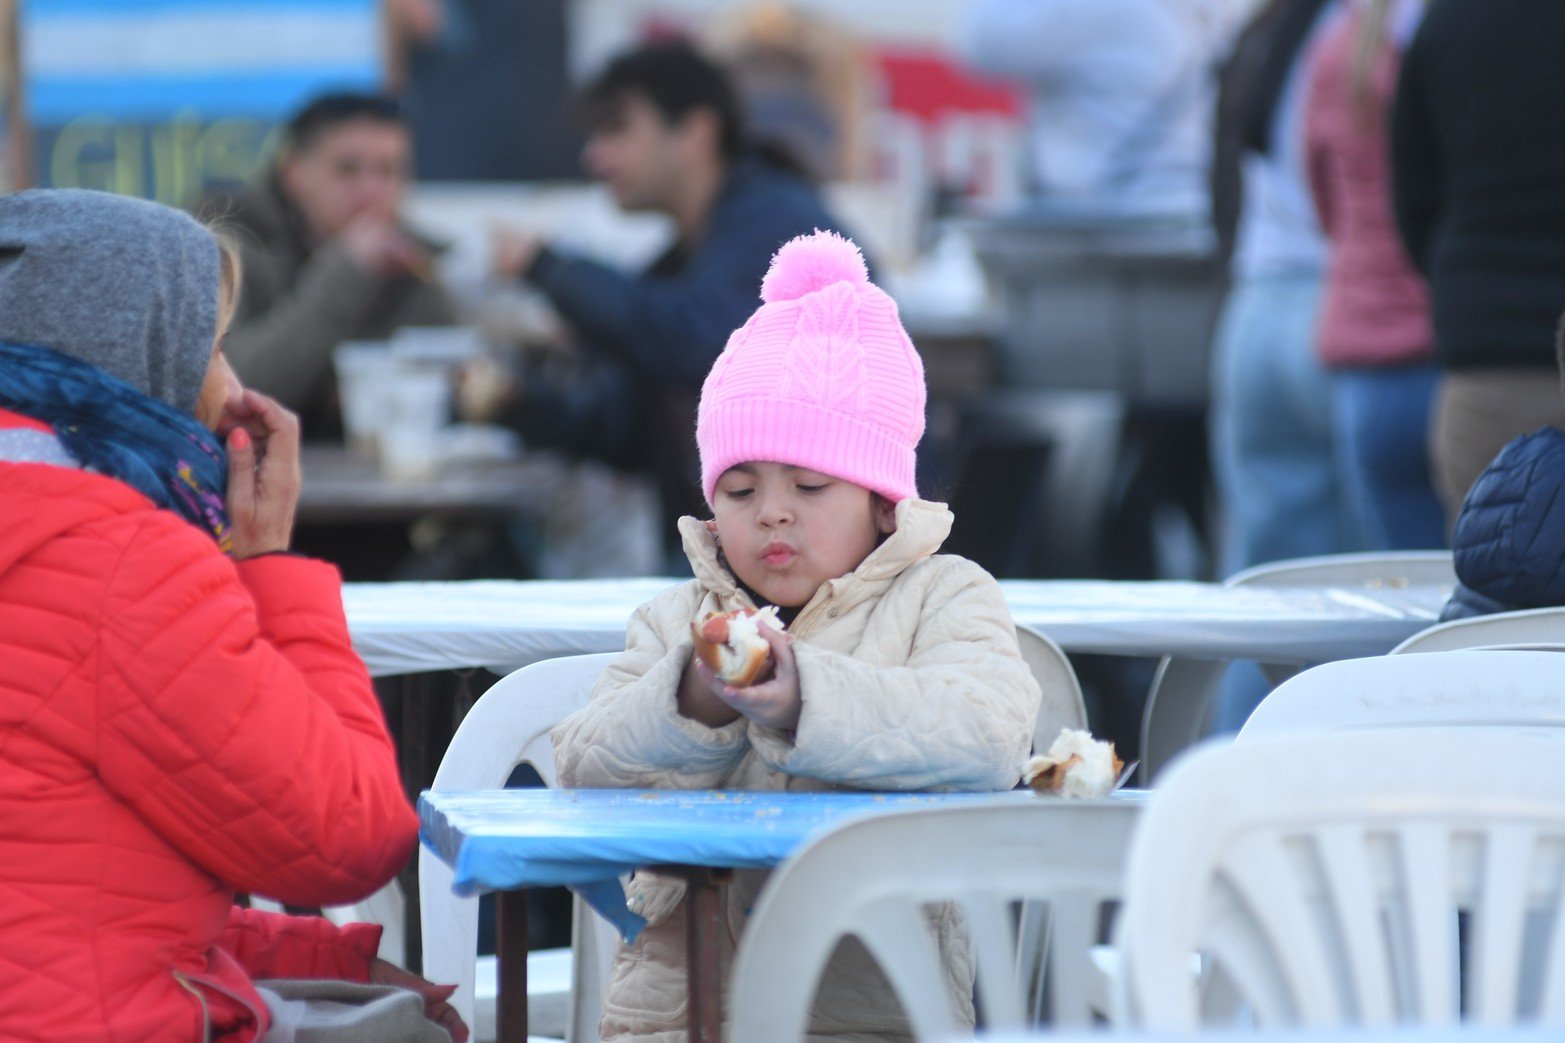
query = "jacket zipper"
xmin=175 ymin=970 xmax=266 ymax=1041
xmin=171 ymin=971 xmax=212 ymax=1043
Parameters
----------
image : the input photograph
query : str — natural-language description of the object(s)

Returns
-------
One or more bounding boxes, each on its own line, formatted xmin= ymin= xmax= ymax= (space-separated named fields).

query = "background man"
xmin=203 ymin=92 xmax=455 ymax=440
xmin=478 ymin=41 xmax=858 ymax=562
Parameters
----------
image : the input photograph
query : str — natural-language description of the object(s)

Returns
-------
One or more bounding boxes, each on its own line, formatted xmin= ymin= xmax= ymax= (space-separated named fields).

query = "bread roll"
xmin=1023 ymin=728 xmax=1124 ymax=798
xmin=690 ymin=606 xmax=784 ymax=686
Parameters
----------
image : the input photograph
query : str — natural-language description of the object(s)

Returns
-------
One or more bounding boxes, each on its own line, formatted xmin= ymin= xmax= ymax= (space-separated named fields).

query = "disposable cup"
xmin=332 ymin=341 xmax=397 ymax=453
xmin=377 ymin=366 xmax=451 ymax=481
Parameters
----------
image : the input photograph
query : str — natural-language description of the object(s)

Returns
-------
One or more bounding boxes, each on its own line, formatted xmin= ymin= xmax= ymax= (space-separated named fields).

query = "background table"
xmin=298 ymin=446 xmax=559 ymax=525
xmin=345 ymin=576 xmax=1451 ymax=677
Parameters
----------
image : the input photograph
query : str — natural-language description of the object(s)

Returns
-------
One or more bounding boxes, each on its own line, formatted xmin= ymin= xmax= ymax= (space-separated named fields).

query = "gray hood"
xmin=0 ymin=188 xmax=220 ymax=414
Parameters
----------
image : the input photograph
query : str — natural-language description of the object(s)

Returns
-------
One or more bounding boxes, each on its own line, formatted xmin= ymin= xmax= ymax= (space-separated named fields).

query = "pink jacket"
xmin=1305 ymin=9 xmax=1433 ymax=368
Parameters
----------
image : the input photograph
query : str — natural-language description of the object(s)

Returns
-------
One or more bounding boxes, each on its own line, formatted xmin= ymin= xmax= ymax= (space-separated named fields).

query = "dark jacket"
xmin=1442 ymin=426 xmax=1565 ymax=619
xmin=1211 ymin=0 xmax=1336 ymax=262
xmin=516 ymin=156 xmax=855 ymax=545
xmin=201 ymin=176 xmax=456 ymax=440
xmin=1392 ymin=0 xmax=1565 ymax=370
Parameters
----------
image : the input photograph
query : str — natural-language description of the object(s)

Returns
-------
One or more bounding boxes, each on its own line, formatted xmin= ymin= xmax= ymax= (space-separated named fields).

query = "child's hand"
xmin=677 ymin=652 xmax=744 ymax=728
xmin=717 ymin=623 xmax=801 ymax=732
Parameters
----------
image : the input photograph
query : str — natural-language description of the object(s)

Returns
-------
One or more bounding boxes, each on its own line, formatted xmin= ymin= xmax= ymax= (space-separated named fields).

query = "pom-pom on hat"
xmin=697 ymin=230 xmax=926 ymax=504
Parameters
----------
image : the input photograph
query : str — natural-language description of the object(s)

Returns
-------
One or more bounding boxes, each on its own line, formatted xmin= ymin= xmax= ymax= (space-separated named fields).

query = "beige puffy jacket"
xmin=553 ymin=499 xmax=1043 ymax=1042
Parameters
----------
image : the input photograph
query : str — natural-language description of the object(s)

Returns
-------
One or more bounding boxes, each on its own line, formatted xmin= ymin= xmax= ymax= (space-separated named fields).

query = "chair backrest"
xmin=1391 ymin=607 xmax=1565 ymax=654
xmin=1140 ymin=551 xmax=1457 ymax=781
xmin=1237 ymin=651 xmax=1565 ymax=741
xmin=727 ymin=799 xmax=1144 ymax=1042
xmin=419 ymin=652 xmax=618 ymax=1037
xmin=1120 ymin=729 xmax=1565 ymax=1031
xmin=1225 ymin=550 xmax=1456 ymax=588
xmin=1015 ymin=624 xmax=1089 ymax=752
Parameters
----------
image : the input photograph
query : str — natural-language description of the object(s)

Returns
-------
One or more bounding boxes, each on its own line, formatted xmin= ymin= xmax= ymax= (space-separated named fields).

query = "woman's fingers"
xmin=223 ymin=392 xmax=300 ymax=559
xmin=226 ymin=428 xmax=255 ymax=521
xmin=241 ymin=391 xmax=301 ymax=494
xmin=434 ymin=1002 xmax=470 ymax=1042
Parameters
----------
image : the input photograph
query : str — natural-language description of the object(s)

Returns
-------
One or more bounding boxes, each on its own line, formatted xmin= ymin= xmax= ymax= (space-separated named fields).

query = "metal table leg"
xmin=671 ymin=866 xmax=732 ymax=1043
xmin=497 ymin=889 xmax=531 ymax=1041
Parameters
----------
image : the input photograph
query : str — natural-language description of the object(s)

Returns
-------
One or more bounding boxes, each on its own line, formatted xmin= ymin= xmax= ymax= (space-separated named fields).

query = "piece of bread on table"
xmin=690 ymin=606 xmax=785 ymax=687
xmin=1023 ymin=728 xmax=1124 ymax=799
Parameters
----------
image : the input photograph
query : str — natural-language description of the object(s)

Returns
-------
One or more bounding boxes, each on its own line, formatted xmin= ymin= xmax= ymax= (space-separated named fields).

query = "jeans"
xmin=1210 ymin=272 xmax=1354 ymax=578
xmin=1331 ymin=363 xmax=1446 ymax=550
xmin=1209 ymin=272 xmax=1353 ymax=732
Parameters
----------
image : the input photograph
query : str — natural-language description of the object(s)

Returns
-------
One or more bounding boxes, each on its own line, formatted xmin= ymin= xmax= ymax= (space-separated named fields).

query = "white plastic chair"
xmin=1237 ymin=650 xmax=1565 ymax=740
xmin=727 ymin=798 xmax=1144 ymax=1042
xmin=419 ymin=652 xmax=620 ymax=1043
xmin=1391 ymin=606 xmax=1565 ymax=654
xmin=1119 ymin=728 xmax=1565 ymax=1030
xmin=1140 ymin=551 xmax=1456 ymax=782
xmin=1014 ymin=625 xmax=1088 ymax=753
xmin=967 ymin=1027 xmax=1564 ymax=1043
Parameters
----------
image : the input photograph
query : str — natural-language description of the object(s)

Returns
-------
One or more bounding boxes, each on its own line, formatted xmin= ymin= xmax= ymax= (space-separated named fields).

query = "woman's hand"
xmin=718 ymin=623 xmax=802 ymax=732
xmin=368 ymin=958 xmax=470 ymax=1042
xmin=221 ymin=390 xmax=302 ymax=560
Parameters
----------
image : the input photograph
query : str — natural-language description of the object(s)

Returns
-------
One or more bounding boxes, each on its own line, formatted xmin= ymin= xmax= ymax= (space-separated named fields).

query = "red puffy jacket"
xmin=0 ymin=409 xmax=419 ymax=1041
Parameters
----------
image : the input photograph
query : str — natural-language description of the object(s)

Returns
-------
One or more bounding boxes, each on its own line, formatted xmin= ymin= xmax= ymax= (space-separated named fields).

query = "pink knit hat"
xmin=697 ymin=230 xmax=926 ymax=504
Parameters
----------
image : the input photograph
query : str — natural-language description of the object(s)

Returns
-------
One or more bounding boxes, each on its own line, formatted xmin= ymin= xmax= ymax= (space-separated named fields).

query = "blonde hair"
xmin=208 ymin=225 xmax=243 ymax=341
xmin=1351 ymin=0 xmax=1423 ymax=127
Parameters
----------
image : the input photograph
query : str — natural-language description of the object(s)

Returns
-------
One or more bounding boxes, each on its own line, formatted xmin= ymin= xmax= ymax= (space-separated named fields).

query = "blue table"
xmin=420 ymin=788 xmax=1058 ymax=1042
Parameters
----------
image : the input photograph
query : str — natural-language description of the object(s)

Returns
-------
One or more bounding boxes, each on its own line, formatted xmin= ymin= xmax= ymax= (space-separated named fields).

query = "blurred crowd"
xmin=10 ymin=0 xmax=1564 ymax=610
xmin=3 ymin=5 xmax=1564 ymax=1035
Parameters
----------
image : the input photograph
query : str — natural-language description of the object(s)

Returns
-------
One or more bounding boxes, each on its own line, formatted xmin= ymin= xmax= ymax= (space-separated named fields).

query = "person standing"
xmin=1205 ymin=0 xmax=1355 ymax=734
xmin=957 ymin=0 xmax=1235 ymax=220
xmin=1392 ymin=0 xmax=1565 ymax=520
xmin=1304 ymin=0 xmax=1444 ymax=549
xmin=1209 ymin=0 xmax=1353 ymax=579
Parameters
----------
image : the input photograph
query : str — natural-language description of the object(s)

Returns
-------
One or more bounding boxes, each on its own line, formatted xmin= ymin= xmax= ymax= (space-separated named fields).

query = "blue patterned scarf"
xmin=0 ymin=341 xmax=233 ymax=551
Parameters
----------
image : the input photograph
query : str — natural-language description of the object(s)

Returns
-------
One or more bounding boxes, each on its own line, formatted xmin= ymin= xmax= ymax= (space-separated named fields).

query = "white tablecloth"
xmin=342 ymin=577 xmax=1450 ymax=678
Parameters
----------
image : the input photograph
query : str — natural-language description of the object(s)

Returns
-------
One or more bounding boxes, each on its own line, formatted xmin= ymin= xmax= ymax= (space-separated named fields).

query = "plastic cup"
xmin=332 ymin=341 xmax=397 ymax=454
xmin=377 ymin=366 xmax=451 ymax=481
xmin=390 ymin=326 xmax=486 ymax=366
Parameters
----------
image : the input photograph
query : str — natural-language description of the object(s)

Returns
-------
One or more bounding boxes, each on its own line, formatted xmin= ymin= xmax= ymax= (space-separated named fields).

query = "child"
xmin=552 ymin=230 xmax=1043 ymax=1041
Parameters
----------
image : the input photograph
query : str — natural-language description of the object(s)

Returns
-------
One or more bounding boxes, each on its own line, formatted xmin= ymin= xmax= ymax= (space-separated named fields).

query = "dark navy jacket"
xmin=1441 ymin=426 xmax=1565 ymax=620
xmin=514 ymin=156 xmax=855 ymax=548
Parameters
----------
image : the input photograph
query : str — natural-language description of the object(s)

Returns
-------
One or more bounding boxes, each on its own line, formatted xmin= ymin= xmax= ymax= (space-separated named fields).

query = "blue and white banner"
xmin=22 ymin=0 xmax=383 ymax=123
xmin=20 ymin=0 xmax=384 ymax=201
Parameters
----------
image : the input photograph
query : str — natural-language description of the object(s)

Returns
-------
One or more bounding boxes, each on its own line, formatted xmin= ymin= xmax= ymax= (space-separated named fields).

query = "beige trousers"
xmin=1430 ymin=367 xmax=1565 ymax=522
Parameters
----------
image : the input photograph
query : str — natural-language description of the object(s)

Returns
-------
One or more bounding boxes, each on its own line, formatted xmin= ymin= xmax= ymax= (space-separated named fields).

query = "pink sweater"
xmin=1305 ymin=10 xmax=1433 ymax=368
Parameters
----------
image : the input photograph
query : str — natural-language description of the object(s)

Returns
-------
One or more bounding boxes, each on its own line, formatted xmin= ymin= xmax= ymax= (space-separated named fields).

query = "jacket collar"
xmin=677 ymin=498 xmax=954 ymax=621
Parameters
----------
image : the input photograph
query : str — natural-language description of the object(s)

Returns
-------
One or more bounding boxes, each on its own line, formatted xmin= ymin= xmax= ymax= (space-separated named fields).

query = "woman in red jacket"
xmin=0 ymin=189 xmax=466 ymax=1040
